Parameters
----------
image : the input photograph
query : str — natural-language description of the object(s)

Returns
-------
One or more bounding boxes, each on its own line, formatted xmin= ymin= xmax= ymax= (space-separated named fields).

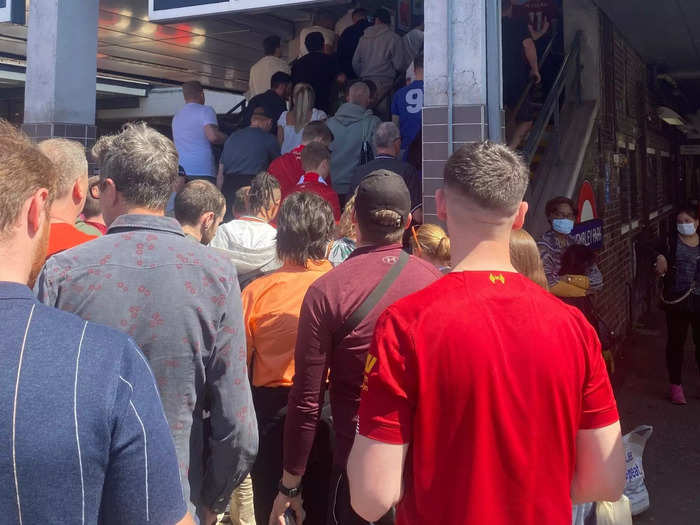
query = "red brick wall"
xmin=575 ymin=12 xmax=682 ymax=338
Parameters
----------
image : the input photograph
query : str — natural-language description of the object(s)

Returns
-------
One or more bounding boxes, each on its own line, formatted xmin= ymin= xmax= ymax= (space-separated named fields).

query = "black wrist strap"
xmin=278 ymin=480 xmax=302 ymax=498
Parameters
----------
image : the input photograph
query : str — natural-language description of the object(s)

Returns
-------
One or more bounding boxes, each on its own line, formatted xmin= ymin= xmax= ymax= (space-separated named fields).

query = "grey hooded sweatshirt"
xmin=209 ymin=219 xmax=282 ymax=288
xmin=326 ymin=102 xmax=381 ymax=196
xmin=352 ymin=24 xmax=405 ymax=92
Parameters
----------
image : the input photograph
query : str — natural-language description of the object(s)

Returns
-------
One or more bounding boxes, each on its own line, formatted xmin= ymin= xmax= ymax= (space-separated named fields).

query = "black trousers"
xmin=222 ymin=174 xmax=255 ymax=221
xmin=326 ymin=467 xmax=395 ymax=525
xmin=665 ymin=308 xmax=700 ymax=385
xmin=250 ymin=387 xmax=332 ymax=525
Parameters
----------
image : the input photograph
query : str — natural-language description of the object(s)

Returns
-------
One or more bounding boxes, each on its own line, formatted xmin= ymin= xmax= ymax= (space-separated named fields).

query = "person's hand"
xmin=269 ymin=492 xmax=304 ymax=525
xmin=655 ymin=254 xmax=668 ymax=276
xmin=200 ymin=507 xmax=219 ymax=525
xmin=531 ymin=69 xmax=542 ymax=84
xmin=541 ymin=18 xmax=551 ymax=35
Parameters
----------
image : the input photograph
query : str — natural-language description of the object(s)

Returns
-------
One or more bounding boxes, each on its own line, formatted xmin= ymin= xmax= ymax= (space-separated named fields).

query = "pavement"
xmin=613 ymin=309 xmax=700 ymax=524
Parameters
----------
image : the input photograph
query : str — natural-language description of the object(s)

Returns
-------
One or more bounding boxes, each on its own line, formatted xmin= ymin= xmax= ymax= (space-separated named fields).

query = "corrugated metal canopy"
xmin=0 ymin=0 xmax=350 ymax=93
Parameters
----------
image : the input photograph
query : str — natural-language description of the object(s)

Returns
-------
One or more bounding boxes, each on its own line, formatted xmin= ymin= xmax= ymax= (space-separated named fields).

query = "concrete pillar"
xmin=422 ymin=0 xmax=503 ymax=221
xmin=22 ymin=0 xmax=99 ymax=148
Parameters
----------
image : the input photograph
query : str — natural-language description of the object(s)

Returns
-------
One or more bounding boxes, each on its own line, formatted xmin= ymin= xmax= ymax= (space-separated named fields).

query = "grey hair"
xmin=92 ymin=122 xmax=178 ymax=210
xmin=444 ymin=141 xmax=529 ymax=215
xmin=373 ymin=122 xmax=400 ymax=150
xmin=37 ymin=139 xmax=87 ymax=200
xmin=348 ymin=82 xmax=370 ymax=107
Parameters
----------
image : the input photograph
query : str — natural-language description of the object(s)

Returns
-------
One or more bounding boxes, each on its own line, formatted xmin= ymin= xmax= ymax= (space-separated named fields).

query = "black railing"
xmin=226 ymin=98 xmax=247 ymax=116
xmin=509 ymin=25 xmax=561 ymax=131
xmin=522 ymin=30 xmax=583 ymax=164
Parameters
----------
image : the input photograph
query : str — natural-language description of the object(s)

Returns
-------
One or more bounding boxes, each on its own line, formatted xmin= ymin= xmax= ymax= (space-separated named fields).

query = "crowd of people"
xmin=0 ymin=109 xmax=628 ymax=524
xmin=0 ymin=5 xmax=635 ymax=525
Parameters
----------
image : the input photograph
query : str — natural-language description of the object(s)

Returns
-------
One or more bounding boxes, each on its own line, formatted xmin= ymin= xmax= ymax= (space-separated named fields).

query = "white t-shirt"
xmin=277 ymin=108 xmax=327 ymax=154
xmin=172 ymin=103 xmax=218 ymax=177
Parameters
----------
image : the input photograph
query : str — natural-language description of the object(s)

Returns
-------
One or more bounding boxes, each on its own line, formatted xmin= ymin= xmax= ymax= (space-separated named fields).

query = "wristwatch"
xmin=278 ymin=480 xmax=302 ymax=498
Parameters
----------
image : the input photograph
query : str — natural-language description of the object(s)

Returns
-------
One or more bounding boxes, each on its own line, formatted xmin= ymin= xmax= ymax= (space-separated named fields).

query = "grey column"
xmin=22 ymin=0 xmax=99 ymax=149
xmin=422 ymin=0 xmax=504 ymax=221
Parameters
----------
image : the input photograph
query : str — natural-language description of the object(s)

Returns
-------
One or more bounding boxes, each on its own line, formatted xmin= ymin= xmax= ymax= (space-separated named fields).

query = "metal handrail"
xmin=509 ymin=24 xmax=561 ymax=129
xmin=225 ymin=98 xmax=247 ymax=116
xmin=522 ymin=30 xmax=583 ymax=164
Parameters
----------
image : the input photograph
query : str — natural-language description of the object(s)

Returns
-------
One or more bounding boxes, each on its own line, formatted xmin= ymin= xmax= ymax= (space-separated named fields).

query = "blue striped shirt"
xmin=0 ymin=282 xmax=186 ymax=524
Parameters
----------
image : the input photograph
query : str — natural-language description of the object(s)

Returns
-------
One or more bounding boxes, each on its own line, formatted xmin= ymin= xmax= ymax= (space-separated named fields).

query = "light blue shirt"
xmin=172 ymin=103 xmax=218 ymax=177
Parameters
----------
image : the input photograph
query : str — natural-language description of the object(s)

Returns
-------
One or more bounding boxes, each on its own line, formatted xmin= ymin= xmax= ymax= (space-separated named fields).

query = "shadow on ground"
xmin=613 ymin=309 xmax=700 ymax=524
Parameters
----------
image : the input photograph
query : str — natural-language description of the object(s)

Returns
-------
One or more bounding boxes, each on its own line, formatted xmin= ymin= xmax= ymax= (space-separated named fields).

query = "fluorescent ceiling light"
xmin=658 ymin=106 xmax=686 ymax=127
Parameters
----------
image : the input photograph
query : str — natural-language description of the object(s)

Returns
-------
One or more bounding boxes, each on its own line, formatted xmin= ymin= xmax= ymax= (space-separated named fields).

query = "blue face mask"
xmin=552 ymin=218 xmax=574 ymax=235
xmin=677 ymin=223 xmax=697 ymax=236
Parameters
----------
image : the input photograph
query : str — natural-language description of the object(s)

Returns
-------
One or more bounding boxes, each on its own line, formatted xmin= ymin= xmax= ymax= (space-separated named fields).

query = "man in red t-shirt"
xmin=38 ymin=139 xmax=97 ymax=260
xmin=289 ymin=142 xmax=341 ymax=221
xmin=268 ymin=120 xmax=334 ymax=196
xmin=347 ymin=142 xmax=625 ymax=524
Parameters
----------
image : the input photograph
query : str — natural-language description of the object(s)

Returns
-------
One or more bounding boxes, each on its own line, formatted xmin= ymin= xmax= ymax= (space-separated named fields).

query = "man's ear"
xmin=73 ymin=177 xmax=87 ymax=203
xmin=28 ymin=188 xmax=49 ymax=236
xmin=201 ymin=211 xmax=215 ymax=229
xmin=436 ymin=187 xmax=447 ymax=223
xmin=512 ymin=201 xmax=529 ymax=230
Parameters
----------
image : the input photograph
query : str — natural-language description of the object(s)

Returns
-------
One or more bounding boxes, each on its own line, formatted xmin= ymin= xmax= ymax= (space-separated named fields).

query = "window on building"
xmin=647 ymin=155 xmax=658 ymax=212
xmin=620 ymin=150 xmax=631 ymax=224
xmin=629 ymin=150 xmax=640 ymax=219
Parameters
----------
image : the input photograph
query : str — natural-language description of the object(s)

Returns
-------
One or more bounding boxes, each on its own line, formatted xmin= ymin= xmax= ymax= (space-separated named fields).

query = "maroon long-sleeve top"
xmin=283 ymin=244 xmax=443 ymax=475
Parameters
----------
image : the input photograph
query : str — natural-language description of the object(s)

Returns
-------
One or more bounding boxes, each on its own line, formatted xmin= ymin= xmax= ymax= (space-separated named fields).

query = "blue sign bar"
xmin=572 ymin=219 xmax=604 ymax=251
xmin=0 ymin=0 xmax=25 ymax=25
xmin=149 ymin=0 xmax=320 ymax=22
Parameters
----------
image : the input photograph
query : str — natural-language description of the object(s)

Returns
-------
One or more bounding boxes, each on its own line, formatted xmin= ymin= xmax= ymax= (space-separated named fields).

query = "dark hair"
xmin=545 ymin=196 xmax=576 ymax=217
xmin=234 ymin=186 xmax=251 ymax=217
xmin=677 ymin=206 xmax=698 ymax=221
xmin=414 ymin=52 xmax=424 ymax=70
xmin=559 ymin=244 xmax=596 ymax=276
xmin=301 ymin=141 xmax=330 ymax=171
xmin=302 ymin=121 xmax=333 ymax=144
xmin=305 ymin=31 xmax=324 ymax=53
xmin=174 ymin=179 xmax=225 ymax=226
xmin=182 ymin=81 xmax=203 ymax=100
xmin=248 ymin=172 xmax=281 ymax=215
xmin=263 ymin=35 xmax=281 ymax=55
xmin=276 ymin=192 xmax=335 ymax=267
xmin=374 ymin=8 xmax=391 ymax=25
xmin=443 ymin=141 xmax=529 ymax=215
xmin=271 ymin=71 xmax=292 ymax=90
xmin=352 ymin=8 xmax=368 ymax=18
xmin=83 ymin=175 xmax=101 ymax=218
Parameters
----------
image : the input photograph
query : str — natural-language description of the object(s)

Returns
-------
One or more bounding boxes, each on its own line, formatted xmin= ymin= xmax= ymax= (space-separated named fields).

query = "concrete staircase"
xmin=524 ymin=98 xmax=600 ymax=238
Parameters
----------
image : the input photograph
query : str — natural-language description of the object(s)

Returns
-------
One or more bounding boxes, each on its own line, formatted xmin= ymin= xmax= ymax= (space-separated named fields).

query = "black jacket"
xmin=291 ymin=52 xmax=339 ymax=113
xmin=337 ymin=19 xmax=371 ymax=78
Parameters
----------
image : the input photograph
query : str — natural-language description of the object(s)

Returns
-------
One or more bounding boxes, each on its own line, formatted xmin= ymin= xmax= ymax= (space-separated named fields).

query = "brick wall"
xmin=578 ymin=12 xmax=682 ymax=337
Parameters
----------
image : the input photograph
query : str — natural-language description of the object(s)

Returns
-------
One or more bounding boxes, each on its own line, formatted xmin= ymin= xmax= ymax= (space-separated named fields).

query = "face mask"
xmin=552 ymin=218 xmax=574 ymax=235
xmin=677 ymin=223 xmax=697 ymax=236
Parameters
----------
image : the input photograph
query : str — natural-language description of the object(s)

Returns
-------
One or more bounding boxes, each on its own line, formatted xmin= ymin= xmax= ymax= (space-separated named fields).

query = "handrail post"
xmin=554 ymin=95 xmax=561 ymax=163
xmin=575 ymin=47 xmax=582 ymax=105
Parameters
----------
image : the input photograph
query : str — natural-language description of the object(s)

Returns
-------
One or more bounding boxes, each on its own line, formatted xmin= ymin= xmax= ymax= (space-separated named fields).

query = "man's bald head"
xmin=348 ymin=82 xmax=370 ymax=108
xmin=37 ymin=139 xmax=88 ymax=200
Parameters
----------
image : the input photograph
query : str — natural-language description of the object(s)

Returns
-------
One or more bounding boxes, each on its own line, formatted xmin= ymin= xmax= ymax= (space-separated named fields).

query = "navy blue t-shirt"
xmin=0 ymin=283 xmax=186 ymax=524
xmin=391 ymin=80 xmax=424 ymax=150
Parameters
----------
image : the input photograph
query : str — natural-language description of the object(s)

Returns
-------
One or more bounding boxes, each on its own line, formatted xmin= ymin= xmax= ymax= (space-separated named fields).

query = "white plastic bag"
xmin=623 ymin=425 xmax=653 ymax=515
xmin=596 ymin=495 xmax=633 ymax=525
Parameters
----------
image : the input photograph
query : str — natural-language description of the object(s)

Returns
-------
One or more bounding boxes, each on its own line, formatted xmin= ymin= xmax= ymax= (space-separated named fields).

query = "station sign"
xmin=573 ymin=180 xmax=603 ymax=251
xmin=149 ymin=0 xmax=322 ymax=22
xmin=0 ymin=0 xmax=25 ymax=25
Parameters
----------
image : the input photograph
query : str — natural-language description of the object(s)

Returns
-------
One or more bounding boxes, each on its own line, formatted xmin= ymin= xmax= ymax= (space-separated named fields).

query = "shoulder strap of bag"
xmin=337 ymin=250 xmax=410 ymax=342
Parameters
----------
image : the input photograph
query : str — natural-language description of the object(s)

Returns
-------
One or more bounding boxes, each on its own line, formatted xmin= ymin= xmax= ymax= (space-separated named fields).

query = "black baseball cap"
xmin=355 ymin=170 xmax=411 ymax=223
